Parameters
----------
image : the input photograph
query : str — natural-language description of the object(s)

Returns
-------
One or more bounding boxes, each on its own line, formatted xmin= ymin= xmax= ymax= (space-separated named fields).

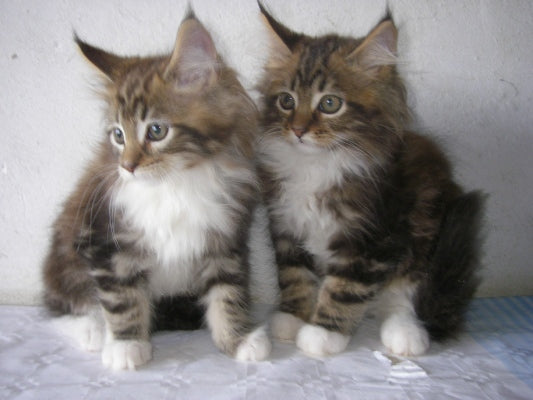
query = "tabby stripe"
xmin=347 ymin=101 xmax=378 ymax=121
xmin=280 ymin=297 xmax=310 ymax=313
xmin=316 ymin=310 xmax=348 ymax=324
xmin=316 ymin=322 xmax=342 ymax=332
xmin=100 ymin=299 xmax=133 ymax=314
xmin=223 ymin=298 xmax=246 ymax=310
xmin=115 ymin=325 xmax=142 ymax=340
xmin=117 ymin=95 xmax=126 ymax=107
xmin=277 ymin=254 xmax=315 ymax=271
xmin=291 ymin=70 xmax=304 ymax=91
xmin=172 ymin=123 xmax=215 ymax=155
xmin=203 ymin=273 xmax=247 ymax=295
xmin=125 ymin=81 xmax=138 ymax=99
xmin=132 ymin=96 xmax=147 ymax=121
xmin=317 ymin=75 xmax=327 ymax=92
xmin=302 ymin=47 xmax=321 ymax=83
xmin=278 ymin=277 xmax=306 ymax=291
xmin=94 ymin=272 xmax=146 ymax=292
xmin=330 ymin=290 xmax=375 ymax=304
xmin=329 ymin=263 xmax=389 ymax=285
xmin=172 ymin=123 xmax=205 ymax=140
xmin=94 ymin=275 xmax=116 ymax=292
xmin=307 ymin=68 xmax=323 ymax=89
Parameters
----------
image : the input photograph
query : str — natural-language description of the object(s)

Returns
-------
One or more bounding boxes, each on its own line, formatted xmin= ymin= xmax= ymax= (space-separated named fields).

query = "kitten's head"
xmin=77 ymin=14 xmax=255 ymax=181
xmin=259 ymin=5 xmax=409 ymax=162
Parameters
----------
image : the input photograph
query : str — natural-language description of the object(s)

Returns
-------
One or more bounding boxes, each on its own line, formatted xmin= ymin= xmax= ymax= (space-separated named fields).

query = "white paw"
xmin=380 ymin=314 xmax=430 ymax=356
xmin=296 ymin=324 xmax=350 ymax=357
xmin=51 ymin=313 xmax=104 ymax=352
xmin=101 ymin=339 xmax=152 ymax=370
xmin=270 ymin=311 xmax=305 ymax=342
xmin=235 ymin=326 xmax=272 ymax=362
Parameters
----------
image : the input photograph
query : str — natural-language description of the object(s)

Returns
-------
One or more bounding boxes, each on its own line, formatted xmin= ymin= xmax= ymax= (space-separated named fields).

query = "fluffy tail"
xmin=415 ymin=191 xmax=486 ymax=340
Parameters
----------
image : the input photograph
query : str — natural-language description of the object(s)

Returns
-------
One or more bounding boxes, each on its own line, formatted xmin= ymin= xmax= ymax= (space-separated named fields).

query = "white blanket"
xmin=1 ymin=297 xmax=532 ymax=399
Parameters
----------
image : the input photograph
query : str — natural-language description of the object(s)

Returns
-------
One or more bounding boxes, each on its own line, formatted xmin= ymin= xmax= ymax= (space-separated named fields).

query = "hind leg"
xmin=379 ymin=278 xmax=429 ymax=356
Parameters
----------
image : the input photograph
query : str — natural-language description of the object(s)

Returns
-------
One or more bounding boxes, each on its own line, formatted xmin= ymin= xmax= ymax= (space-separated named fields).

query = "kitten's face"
xmin=105 ymin=70 xmax=230 ymax=182
xmin=260 ymin=11 xmax=407 ymax=161
xmin=78 ymin=17 xmax=253 ymax=183
xmin=262 ymin=38 xmax=365 ymax=155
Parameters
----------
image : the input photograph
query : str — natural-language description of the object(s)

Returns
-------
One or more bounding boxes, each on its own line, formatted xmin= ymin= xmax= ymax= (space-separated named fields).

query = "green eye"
xmin=146 ymin=123 xmax=169 ymax=141
xmin=111 ymin=127 xmax=125 ymax=145
xmin=278 ymin=92 xmax=296 ymax=111
xmin=318 ymin=95 xmax=343 ymax=114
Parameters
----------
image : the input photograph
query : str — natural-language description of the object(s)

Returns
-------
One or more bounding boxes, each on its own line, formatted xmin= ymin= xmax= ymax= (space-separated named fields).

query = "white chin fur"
xmin=235 ymin=326 xmax=272 ymax=362
xmin=270 ymin=311 xmax=305 ymax=342
xmin=380 ymin=313 xmax=430 ymax=356
xmin=296 ymin=324 xmax=350 ymax=357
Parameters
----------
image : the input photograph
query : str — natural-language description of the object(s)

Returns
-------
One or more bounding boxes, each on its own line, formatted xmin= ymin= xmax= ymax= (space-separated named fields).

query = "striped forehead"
xmin=114 ymin=73 xmax=154 ymax=122
xmin=291 ymin=38 xmax=340 ymax=91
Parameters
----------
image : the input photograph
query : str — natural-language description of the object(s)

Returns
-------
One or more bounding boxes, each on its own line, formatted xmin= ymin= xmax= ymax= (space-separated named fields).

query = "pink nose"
xmin=292 ymin=127 xmax=306 ymax=138
xmin=121 ymin=161 xmax=137 ymax=173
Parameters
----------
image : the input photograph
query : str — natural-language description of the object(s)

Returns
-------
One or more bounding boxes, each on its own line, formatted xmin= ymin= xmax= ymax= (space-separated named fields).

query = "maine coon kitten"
xmin=42 ymin=14 xmax=271 ymax=370
xmin=257 ymin=6 xmax=484 ymax=357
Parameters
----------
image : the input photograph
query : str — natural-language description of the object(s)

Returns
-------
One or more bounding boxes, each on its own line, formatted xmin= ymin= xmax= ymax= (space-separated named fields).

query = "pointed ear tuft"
xmin=258 ymin=2 xmax=303 ymax=52
xmin=258 ymin=2 xmax=305 ymax=68
xmin=74 ymin=34 xmax=134 ymax=82
xmin=348 ymin=19 xmax=398 ymax=73
xmin=164 ymin=17 xmax=218 ymax=89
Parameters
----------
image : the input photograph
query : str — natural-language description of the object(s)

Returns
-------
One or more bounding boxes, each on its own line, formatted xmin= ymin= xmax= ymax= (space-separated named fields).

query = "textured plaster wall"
xmin=1 ymin=0 xmax=532 ymax=304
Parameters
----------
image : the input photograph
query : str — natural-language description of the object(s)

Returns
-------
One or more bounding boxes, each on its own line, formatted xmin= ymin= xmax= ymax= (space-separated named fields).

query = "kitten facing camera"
xmin=257 ymin=5 xmax=485 ymax=357
xmin=42 ymin=14 xmax=271 ymax=370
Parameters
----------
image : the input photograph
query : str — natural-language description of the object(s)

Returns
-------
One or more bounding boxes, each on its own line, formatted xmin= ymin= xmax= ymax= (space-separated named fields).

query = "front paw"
xmin=51 ymin=313 xmax=104 ymax=352
xmin=270 ymin=311 xmax=305 ymax=342
xmin=235 ymin=326 xmax=272 ymax=362
xmin=296 ymin=324 xmax=350 ymax=357
xmin=380 ymin=314 xmax=430 ymax=356
xmin=102 ymin=339 xmax=152 ymax=370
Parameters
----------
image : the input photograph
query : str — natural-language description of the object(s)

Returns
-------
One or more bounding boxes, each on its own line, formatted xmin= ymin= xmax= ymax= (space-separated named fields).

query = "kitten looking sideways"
xmin=42 ymin=14 xmax=271 ymax=370
xmin=257 ymin=5 xmax=484 ymax=357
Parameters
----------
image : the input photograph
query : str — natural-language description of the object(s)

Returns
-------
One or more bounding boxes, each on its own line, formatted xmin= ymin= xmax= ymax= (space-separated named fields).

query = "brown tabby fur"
xmin=257 ymin=5 xmax=484 ymax=352
xmin=43 ymin=14 xmax=268 ymax=367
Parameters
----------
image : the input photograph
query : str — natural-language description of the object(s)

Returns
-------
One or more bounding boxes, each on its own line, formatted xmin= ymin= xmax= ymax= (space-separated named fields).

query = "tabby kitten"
xmin=257 ymin=6 xmax=484 ymax=357
xmin=42 ymin=14 xmax=271 ymax=370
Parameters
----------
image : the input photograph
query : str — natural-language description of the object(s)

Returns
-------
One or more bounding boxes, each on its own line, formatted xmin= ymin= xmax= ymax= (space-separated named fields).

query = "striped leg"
xmin=296 ymin=254 xmax=388 ymax=356
xmin=270 ymin=235 xmax=318 ymax=341
xmin=296 ymin=275 xmax=377 ymax=356
xmin=201 ymin=254 xmax=271 ymax=361
xmin=92 ymin=252 xmax=152 ymax=370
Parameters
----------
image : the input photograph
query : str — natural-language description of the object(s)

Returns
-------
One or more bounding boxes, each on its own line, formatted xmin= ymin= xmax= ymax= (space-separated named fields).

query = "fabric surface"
xmin=1 ymin=297 xmax=532 ymax=400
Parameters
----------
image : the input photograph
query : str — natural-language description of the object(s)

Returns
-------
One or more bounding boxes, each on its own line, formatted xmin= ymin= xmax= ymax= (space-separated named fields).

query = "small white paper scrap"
xmin=373 ymin=351 xmax=428 ymax=383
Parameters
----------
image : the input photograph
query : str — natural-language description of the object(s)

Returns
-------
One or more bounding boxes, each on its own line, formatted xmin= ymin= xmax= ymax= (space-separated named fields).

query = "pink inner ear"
xmin=349 ymin=20 xmax=398 ymax=71
xmin=166 ymin=20 xmax=218 ymax=88
xmin=184 ymin=25 xmax=217 ymax=61
xmin=374 ymin=22 xmax=397 ymax=54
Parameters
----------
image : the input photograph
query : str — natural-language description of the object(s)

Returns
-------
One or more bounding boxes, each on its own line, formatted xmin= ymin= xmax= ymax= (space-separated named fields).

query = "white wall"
xmin=1 ymin=0 xmax=532 ymax=304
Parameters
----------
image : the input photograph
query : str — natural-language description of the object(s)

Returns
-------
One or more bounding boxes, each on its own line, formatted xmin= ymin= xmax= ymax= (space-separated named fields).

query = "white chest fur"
xmin=263 ymin=140 xmax=369 ymax=268
xmin=113 ymin=164 xmax=237 ymax=296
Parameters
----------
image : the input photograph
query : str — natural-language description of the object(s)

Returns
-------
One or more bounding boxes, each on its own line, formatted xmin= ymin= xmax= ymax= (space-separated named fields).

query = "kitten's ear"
xmin=75 ymin=35 xmax=136 ymax=82
xmin=258 ymin=2 xmax=303 ymax=64
xmin=348 ymin=18 xmax=398 ymax=73
xmin=163 ymin=14 xmax=218 ymax=89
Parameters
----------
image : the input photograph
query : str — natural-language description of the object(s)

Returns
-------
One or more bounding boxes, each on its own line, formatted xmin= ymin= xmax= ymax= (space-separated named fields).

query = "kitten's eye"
xmin=111 ymin=127 xmax=125 ymax=145
xmin=146 ymin=123 xmax=169 ymax=141
xmin=278 ymin=92 xmax=296 ymax=111
xmin=318 ymin=95 xmax=343 ymax=114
